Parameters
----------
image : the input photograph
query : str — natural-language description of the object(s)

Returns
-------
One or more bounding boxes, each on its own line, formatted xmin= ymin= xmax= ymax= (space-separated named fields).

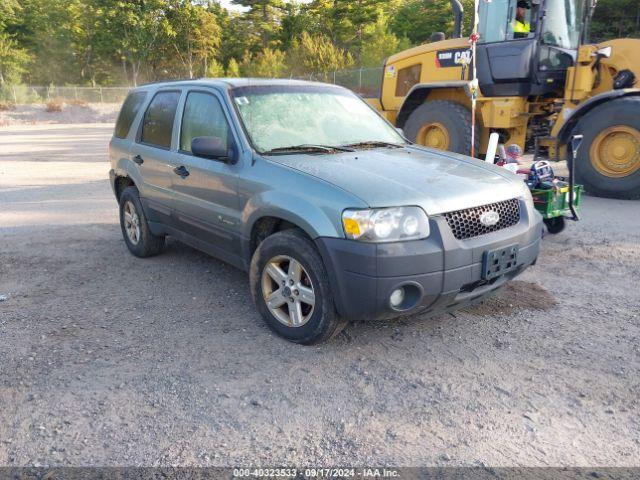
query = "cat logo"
xmin=436 ymin=48 xmax=472 ymax=68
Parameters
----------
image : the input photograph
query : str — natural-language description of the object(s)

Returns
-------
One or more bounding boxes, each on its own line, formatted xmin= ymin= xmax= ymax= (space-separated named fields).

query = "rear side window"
xmin=114 ymin=91 xmax=147 ymax=139
xmin=180 ymin=92 xmax=230 ymax=153
xmin=140 ymin=91 xmax=181 ymax=149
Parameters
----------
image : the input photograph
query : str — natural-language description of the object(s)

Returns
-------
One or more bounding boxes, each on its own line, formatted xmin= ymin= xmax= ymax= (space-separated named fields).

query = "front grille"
xmin=444 ymin=198 xmax=520 ymax=240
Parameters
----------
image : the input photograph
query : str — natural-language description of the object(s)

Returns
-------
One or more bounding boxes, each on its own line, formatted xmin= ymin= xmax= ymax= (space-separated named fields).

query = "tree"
xmin=215 ymin=8 xmax=252 ymax=67
xmin=232 ymin=0 xmax=285 ymax=50
xmin=165 ymin=0 xmax=221 ymax=79
xmin=288 ymin=31 xmax=353 ymax=77
xmin=206 ymin=58 xmax=225 ymax=77
xmin=591 ymin=0 xmax=640 ymax=41
xmin=241 ymin=48 xmax=287 ymax=77
xmin=305 ymin=0 xmax=389 ymax=66
xmin=106 ymin=0 xmax=173 ymax=86
xmin=0 ymin=0 xmax=20 ymax=30
xmin=360 ymin=18 xmax=410 ymax=68
xmin=0 ymin=32 xmax=31 ymax=84
xmin=390 ymin=0 xmax=454 ymax=45
xmin=226 ymin=58 xmax=241 ymax=77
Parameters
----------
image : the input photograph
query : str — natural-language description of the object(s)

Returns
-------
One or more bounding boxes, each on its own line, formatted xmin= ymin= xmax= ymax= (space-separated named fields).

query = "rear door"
xmin=134 ymin=89 xmax=182 ymax=224
xmin=169 ymin=88 xmax=242 ymax=259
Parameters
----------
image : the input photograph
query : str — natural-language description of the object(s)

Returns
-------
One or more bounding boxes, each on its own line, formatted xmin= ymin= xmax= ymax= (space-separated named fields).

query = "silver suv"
xmin=109 ymin=79 xmax=542 ymax=344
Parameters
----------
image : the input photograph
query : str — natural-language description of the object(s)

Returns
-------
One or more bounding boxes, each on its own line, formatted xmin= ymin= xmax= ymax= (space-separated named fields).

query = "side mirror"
xmin=191 ymin=136 xmax=230 ymax=162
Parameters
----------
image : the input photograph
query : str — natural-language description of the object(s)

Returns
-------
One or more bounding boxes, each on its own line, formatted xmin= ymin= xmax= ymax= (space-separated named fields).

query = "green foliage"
xmin=206 ymin=59 xmax=225 ymax=78
xmin=0 ymin=0 xmax=633 ymax=86
xmin=0 ymin=32 xmax=31 ymax=84
xmin=360 ymin=18 xmax=411 ymax=67
xmin=226 ymin=58 xmax=241 ymax=77
xmin=232 ymin=0 xmax=285 ymax=50
xmin=241 ymin=48 xmax=288 ymax=77
xmin=590 ymin=0 xmax=640 ymax=42
xmin=288 ymin=32 xmax=354 ymax=77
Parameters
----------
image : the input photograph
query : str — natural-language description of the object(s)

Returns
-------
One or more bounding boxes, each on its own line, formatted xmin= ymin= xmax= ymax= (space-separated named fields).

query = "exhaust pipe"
xmin=450 ymin=0 xmax=464 ymax=38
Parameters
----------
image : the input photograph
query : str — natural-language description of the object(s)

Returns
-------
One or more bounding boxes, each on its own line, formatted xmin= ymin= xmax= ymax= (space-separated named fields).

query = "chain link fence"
xmin=1 ymin=67 xmax=384 ymax=105
xmin=297 ymin=67 xmax=384 ymax=97
xmin=0 ymin=85 xmax=131 ymax=104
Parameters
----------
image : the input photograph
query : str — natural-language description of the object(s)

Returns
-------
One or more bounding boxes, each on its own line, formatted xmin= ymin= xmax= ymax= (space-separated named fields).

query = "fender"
xmin=396 ymin=81 xmax=473 ymax=128
xmin=556 ymin=88 xmax=640 ymax=145
xmin=240 ymin=190 xmax=344 ymax=265
xmin=112 ymin=158 xmax=145 ymax=197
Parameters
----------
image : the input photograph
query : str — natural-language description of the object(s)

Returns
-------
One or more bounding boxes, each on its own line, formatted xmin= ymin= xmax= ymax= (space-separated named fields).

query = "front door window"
xmin=478 ymin=0 xmax=539 ymax=43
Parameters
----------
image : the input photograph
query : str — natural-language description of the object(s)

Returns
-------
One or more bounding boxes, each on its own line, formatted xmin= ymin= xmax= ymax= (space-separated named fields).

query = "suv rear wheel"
xmin=119 ymin=186 xmax=165 ymax=257
xmin=249 ymin=230 xmax=346 ymax=344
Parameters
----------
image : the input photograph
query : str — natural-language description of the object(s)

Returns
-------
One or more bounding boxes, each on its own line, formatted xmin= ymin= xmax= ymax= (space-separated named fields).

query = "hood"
xmin=264 ymin=146 xmax=527 ymax=215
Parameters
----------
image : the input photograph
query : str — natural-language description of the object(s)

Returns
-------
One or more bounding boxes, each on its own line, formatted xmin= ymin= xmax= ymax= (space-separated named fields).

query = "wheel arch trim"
xmin=396 ymin=81 xmax=473 ymax=128
xmin=557 ymin=88 xmax=640 ymax=145
xmin=241 ymin=191 xmax=344 ymax=265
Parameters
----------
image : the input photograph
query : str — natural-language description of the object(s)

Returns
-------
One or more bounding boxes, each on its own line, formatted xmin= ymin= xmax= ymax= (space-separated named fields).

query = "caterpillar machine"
xmin=370 ymin=0 xmax=640 ymax=199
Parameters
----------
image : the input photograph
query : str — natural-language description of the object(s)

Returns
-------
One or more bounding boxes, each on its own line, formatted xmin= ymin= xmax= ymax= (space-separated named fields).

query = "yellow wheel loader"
xmin=369 ymin=0 xmax=640 ymax=199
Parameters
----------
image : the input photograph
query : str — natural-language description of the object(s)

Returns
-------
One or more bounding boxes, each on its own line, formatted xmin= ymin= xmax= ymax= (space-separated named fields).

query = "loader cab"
xmin=476 ymin=0 xmax=584 ymax=97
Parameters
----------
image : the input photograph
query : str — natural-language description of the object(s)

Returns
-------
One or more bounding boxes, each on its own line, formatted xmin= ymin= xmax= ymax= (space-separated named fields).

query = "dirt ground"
xmin=0 ymin=103 xmax=120 ymax=127
xmin=0 ymin=123 xmax=639 ymax=467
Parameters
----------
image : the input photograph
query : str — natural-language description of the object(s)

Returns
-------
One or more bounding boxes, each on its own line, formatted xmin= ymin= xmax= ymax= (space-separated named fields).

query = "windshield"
xmin=231 ymin=85 xmax=405 ymax=154
xmin=541 ymin=0 xmax=584 ymax=49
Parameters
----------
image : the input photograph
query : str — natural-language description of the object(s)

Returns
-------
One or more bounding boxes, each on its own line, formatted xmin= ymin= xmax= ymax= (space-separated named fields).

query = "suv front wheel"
xmin=119 ymin=186 xmax=165 ymax=258
xmin=249 ymin=230 xmax=346 ymax=344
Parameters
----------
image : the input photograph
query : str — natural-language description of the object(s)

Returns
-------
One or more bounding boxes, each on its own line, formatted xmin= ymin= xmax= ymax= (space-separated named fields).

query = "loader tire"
xmin=571 ymin=96 xmax=640 ymax=200
xmin=403 ymin=100 xmax=480 ymax=157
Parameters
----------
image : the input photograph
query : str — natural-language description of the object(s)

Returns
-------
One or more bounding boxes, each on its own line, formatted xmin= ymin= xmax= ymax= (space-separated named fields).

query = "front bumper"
xmin=315 ymin=198 xmax=543 ymax=320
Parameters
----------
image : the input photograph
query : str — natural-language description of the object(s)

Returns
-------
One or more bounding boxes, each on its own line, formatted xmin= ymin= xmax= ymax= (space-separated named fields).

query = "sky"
xmin=218 ymin=0 xmax=241 ymax=10
xmin=218 ymin=0 xmax=311 ymax=11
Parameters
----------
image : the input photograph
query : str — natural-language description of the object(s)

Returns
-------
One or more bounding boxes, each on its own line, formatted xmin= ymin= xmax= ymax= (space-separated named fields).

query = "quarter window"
xmin=180 ymin=92 xmax=230 ymax=153
xmin=395 ymin=64 xmax=422 ymax=97
xmin=140 ymin=91 xmax=180 ymax=149
xmin=115 ymin=91 xmax=147 ymax=139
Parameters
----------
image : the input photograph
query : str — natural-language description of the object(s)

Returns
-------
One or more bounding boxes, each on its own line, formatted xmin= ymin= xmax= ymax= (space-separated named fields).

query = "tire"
xmin=570 ymin=97 xmax=640 ymax=200
xmin=119 ymin=186 xmax=165 ymax=258
xmin=249 ymin=229 xmax=346 ymax=345
xmin=544 ymin=217 xmax=565 ymax=234
xmin=403 ymin=100 xmax=480 ymax=157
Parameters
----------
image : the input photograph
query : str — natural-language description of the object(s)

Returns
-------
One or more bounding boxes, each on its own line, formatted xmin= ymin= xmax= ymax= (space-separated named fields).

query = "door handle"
xmin=132 ymin=155 xmax=144 ymax=165
xmin=173 ymin=165 xmax=190 ymax=178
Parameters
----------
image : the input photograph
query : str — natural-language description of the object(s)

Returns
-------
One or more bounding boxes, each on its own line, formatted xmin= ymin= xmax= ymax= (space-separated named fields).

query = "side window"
xmin=140 ymin=91 xmax=181 ymax=149
xmin=115 ymin=91 xmax=147 ymax=139
xmin=180 ymin=91 xmax=230 ymax=153
xmin=395 ymin=64 xmax=422 ymax=97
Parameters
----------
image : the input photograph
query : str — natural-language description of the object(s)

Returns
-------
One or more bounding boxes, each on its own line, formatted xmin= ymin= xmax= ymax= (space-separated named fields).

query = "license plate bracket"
xmin=482 ymin=244 xmax=519 ymax=280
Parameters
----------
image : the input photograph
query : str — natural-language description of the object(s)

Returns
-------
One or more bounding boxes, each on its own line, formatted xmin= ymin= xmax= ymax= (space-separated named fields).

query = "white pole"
xmin=470 ymin=0 xmax=480 ymax=157
xmin=485 ymin=132 xmax=500 ymax=163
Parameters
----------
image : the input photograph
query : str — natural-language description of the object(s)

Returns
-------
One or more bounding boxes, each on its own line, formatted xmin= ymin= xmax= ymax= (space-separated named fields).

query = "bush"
xmin=45 ymin=99 xmax=64 ymax=112
xmin=0 ymin=101 xmax=15 ymax=111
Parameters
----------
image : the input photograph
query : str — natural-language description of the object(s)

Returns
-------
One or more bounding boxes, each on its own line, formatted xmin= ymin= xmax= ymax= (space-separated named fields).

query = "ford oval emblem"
xmin=480 ymin=210 xmax=500 ymax=227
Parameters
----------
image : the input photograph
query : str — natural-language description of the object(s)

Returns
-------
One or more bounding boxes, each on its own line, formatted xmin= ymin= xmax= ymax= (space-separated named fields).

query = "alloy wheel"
xmin=123 ymin=200 xmax=141 ymax=245
xmin=261 ymin=255 xmax=316 ymax=327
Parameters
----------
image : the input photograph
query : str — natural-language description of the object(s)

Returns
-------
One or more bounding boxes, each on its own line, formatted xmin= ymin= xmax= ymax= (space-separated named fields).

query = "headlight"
xmin=342 ymin=206 xmax=430 ymax=242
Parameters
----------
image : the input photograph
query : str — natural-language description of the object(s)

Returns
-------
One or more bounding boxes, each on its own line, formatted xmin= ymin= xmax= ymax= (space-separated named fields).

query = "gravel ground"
xmin=0 ymin=124 xmax=639 ymax=467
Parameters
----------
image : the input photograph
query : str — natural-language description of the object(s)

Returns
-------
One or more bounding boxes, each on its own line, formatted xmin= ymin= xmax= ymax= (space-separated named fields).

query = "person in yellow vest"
xmin=514 ymin=1 xmax=531 ymax=35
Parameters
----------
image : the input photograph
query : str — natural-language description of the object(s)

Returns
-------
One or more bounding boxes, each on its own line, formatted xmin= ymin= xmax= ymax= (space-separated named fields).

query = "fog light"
xmin=389 ymin=288 xmax=405 ymax=308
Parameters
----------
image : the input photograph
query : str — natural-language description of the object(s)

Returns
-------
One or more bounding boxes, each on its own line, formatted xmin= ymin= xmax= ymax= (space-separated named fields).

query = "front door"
xmin=169 ymin=89 xmax=242 ymax=259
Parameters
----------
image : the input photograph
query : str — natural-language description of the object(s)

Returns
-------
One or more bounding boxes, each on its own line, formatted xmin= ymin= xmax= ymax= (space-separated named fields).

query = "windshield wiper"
xmin=262 ymin=144 xmax=354 ymax=155
xmin=341 ymin=140 xmax=405 ymax=150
